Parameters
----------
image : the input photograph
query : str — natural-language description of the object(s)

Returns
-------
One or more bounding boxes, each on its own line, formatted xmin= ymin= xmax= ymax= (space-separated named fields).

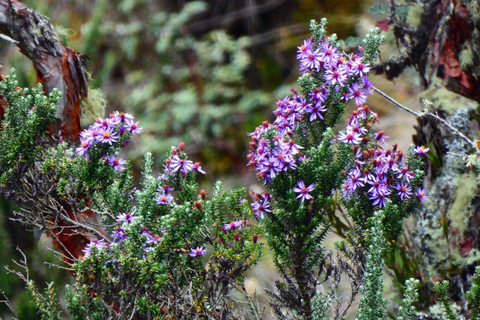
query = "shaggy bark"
xmin=0 ymin=0 xmax=88 ymax=142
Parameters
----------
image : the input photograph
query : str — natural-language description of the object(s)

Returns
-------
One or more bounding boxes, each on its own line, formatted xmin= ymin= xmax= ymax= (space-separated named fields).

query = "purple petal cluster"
xmin=82 ymin=239 xmax=106 ymax=258
xmin=293 ymin=181 xmax=315 ymax=202
xmin=76 ymin=112 xmax=143 ymax=171
xmin=297 ymin=38 xmax=373 ymax=106
xmin=189 ymin=246 xmax=207 ymax=257
xmin=340 ymin=108 xmax=429 ymax=207
xmin=247 ymin=120 xmax=303 ymax=184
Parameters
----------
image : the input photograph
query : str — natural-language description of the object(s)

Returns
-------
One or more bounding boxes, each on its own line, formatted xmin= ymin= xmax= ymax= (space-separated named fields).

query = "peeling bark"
xmin=0 ymin=0 xmax=88 ymax=142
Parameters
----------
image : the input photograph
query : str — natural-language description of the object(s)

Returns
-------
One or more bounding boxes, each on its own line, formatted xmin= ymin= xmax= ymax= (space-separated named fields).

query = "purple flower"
xmin=97 ymin=127 xmax=118 ymax=145
xmin=170 ymin=155 xmax=194 ymax=174
xmin=347 ymin=83 xmax=368 ymax=106
xmin=223 ymin=220 xmax=243 ymax=231
xmin=193 ymin=162 xmax=206 ymax=174
xmin=369 ymin=192 xmax=390 ymax=208
xmin=396 ymin=167 xmax=414 ymax=182
xmin=107 ymin=154 xmax=126 ymax=171
xmin=76 ymin=140 xmax=90 ymax=157
xmin=251 ymin=198 xmax=272 ymax=219
xmin=361 ymin=76 xmax=374 ymax=95
xmin=416 ymin=188 xmax=429 ymax=202
xmin=374 ymin=131 xmax=390 ymax=145
xmin=338 ymin=129 xmax=362 ymax=145
xmin=301 ymin=49 xmax=323 ymax=72
xmin=324 ymin=66 xmax=347 ymax=86
xmin=414 ymin=145 xmax=430 ymax=154
xmin=117 ymin=212 xmax=135 ymax=225
xmin=293 ymin=181 xmax=315 ymax=202
xmin=82 ymin=239 xmax=106 ymax=258
xmin=112 ymin=227 xmax=127 ymax=240
xmin=80 ymin=128 xmax=100 ymax=145
xmin=346 ymin=169 xmax=364 ymax=192
xmin=350 ymin=58 xmax=371 ymax=77
xmin=126 ymin=119 xmax=144 ymax=134
xmin=117 ymin=111 xmax=134 ymax=123
xmin=395 ymin=181 xmax=412 ymax=200
xmin=306 ymin=101 xmax=327 ymax=121
xmin=296 ymin=39 xmax=312 ymax=60
xmin=189 ymin=246 xmax=207 ymax=257
xmin=320 ymin=42 xmax=339 ymax=66
xmin=154 ymin=192 xmax=174 ymax=205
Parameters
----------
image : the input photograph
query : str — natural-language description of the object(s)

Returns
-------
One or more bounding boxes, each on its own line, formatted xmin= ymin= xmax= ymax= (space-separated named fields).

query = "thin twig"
xmin=0 ymin=33 xmax=17 ymax=44
xmin=373 ymin=86 xmax=421 ymax=117
xmin=374 ymin=86 xmax=480 ymax=156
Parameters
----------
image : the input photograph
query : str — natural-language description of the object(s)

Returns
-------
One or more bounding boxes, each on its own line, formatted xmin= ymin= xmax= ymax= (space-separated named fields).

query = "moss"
xmin=80 ymin=87 xmax=107 ymax=126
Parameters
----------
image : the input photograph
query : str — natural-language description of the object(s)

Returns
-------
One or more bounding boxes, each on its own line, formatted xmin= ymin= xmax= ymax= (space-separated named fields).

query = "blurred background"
xmin=0 ymin=0 xmax=423 ymax=318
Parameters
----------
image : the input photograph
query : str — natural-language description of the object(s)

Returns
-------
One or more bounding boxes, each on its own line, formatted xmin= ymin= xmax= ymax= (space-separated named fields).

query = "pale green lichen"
xmin=80 ymin=87 xmax=107 ymax=126
xmin=53 ymin=24 xmax=75 ymax=46
xmin=459 ymin=42 xmax=474 ymax=70
xmin=419 ymin=81 xmax=477 ymax=114
xmin=446 ymin=172 xmax=479 ymax=233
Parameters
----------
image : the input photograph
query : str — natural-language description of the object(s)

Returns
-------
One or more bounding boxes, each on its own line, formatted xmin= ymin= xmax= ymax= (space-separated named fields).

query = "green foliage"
xmin=0 ymin=69 xmax=59 ymax=185
xmin=433 ymin=280 xmax=457 ymax=320
xmin=397 ymin=278 xmax=420 ymax=320
xmin=467 ymin=266 xmax=480 ymax=320
xmin=26 ymin=281 xmax=62 ymax=320
xmin=356 ymin=211 xmax=387 ymax=320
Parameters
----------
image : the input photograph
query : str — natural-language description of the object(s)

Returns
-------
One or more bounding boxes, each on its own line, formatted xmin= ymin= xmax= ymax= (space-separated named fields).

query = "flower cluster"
xmin=248 ymin=36 xmax=375 ymax=186
xmin=76 ymin=112 xmax=143 ymax=171
xmin=250 ymin=192 xmax=272 ymax=219
xmin=163 ymin=142 xmax=206 ymax=177
xmin=339 ymin=106 xmax=429 ymax=208
xmin=297 ymin=38 xmax=373 ymax=106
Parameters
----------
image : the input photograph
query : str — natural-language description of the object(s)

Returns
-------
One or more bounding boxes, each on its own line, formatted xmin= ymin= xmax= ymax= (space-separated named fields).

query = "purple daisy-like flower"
xmin=170 ymin=155 xmax=194 ymax=174
xmin=117 ymin=111 xmax=134 ymax=123
xmin=395 ymin=181 xmax=412 ymax=200
xmin=301 ymin=49 xmax=323 ymax=72
xmin=338 ymin=128 xmax=362 ymax=145
xmin=82 ymin=239 xmax=106 ymax=258
xmin=112 ymin=227 xmax=127 ymax=240
xmin=413 ymin=145 xmax=430 ymax=154
xmin=296 ymin=39 xmax=312 ymax=60
xmin=76 ymin=140 xmax=90 ymax=157
xmin=154 ymin=192 xmax=174 ymax=205
xmin=223 ymin=220 xmax=243 ymax=231
xmin=347 ymin=83 xmax=368 ymax=106
xmin=189 ymin=246 xmax=207 ymax=257
xmin=369 ymin=192 xmax=390 ymax=208
xmin=107 ymin=154 xmax=127 ymax=171
xmin=351 ymin=58 xmax=371 ymax=77
xmin=416 ymin=188 xmax=429 ymax=202
xmin=306 ymin=101 xmax=327 ymax=121
xmin=80 ymin=127 xmax=100 ymax=145
xmin=251 ymin=198 xmax=272 ymax=219
xmin=324 ymin=67 xmax=348 ymax=87
xmin=97 ymin=127 xmax=118 ymax=145
xmin=117 ymin=212 xmax=135 ymax=225
xmin=126 ymin=119 xmax=144 ymax=134
xmin=293 ymin=181 xmax=315 ymax=202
